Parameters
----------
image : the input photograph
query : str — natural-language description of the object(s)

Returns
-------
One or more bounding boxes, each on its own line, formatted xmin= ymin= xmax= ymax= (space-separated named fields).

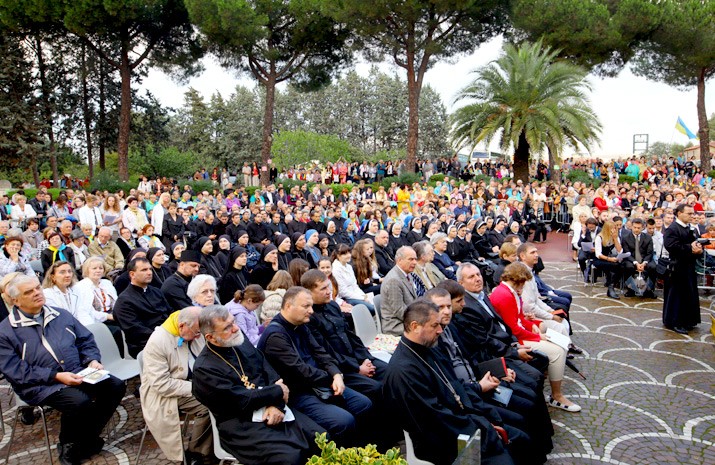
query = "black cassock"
xmin=383 ymin=337 xmax=514 ymax=465
xmin=192 ymin=338 xmax=324 ymax=465
xmin=663 ymin=221 xmax=701 ymax=328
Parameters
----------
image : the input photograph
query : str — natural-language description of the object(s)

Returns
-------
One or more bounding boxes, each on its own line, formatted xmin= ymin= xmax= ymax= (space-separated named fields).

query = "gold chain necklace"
xmin=207 ymin=344 xmax=256 ymax=390
xmin=399 ymin=340 xmax=464 ymax=409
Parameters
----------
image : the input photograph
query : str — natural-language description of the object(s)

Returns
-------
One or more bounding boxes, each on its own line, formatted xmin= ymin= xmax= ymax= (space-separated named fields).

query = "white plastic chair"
xmin=373 ymin=294 xmax=383 ymax=333
xmin=404 ymin=430 xmax=435 ymax=465
xmin=5 ymin=393 xmax=53 ymax=464
xmin=352 ymin=304 xmax=391 ymax=363
xmin=208 ymin=411 xmax=239 ymax=464
xmin=352 ymin=304 xmax=377 ymax=346
xmin=86 ymin=323 xmax=140 ymax=381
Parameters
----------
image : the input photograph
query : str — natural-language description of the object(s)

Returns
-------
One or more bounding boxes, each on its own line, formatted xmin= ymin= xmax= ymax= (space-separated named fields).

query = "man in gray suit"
xmin=380 ymin=246 xmax=420 ymax=336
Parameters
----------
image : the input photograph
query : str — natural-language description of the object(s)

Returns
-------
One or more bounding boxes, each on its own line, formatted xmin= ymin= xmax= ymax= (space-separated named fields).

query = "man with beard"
xmin=192 ymin=304 xmax=324 ymax=465
xmin=382 ymin=300 xmax=522 ymax=465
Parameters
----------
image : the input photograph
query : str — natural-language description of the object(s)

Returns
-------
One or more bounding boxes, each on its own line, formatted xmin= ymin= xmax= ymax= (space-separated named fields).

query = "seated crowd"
xmin=0 ymin=153 xmax=709 ymax=465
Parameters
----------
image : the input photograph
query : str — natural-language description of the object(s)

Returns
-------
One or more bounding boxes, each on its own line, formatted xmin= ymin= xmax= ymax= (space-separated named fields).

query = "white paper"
xmin=252 ymin=406 xmax=295 ymax=423
xmin=77 ymin=367 xmax=110 ymax=384
xmin=580 ymin=242 xmax=594 ymax=252
xmin=616 ymin=251 xmax=631 ymax=262
xmin=545 ymin=328 xmax=571 ymax=352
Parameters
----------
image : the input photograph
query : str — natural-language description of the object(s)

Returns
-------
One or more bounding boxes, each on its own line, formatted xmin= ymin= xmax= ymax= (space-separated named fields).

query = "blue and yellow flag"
xmin=675 ymin=117 xmax=698 ymax=140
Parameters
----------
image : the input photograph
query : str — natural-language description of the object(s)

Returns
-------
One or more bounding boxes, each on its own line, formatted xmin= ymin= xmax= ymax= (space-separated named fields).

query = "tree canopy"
xmin=450 ymin=40 xmax=601 ymax=182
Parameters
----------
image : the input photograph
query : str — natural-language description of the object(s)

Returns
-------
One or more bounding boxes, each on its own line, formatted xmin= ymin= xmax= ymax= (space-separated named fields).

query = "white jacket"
xmin=43 ymin=285 xmax=101 ymax=326
xmin=332 ymin=259 xmax=366 ymax=301
xmin=520 ymin=272 xmax=569 ymax=336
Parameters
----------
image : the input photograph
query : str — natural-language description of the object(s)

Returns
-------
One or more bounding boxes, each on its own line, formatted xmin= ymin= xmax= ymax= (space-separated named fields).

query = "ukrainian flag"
xmin=675 ymin=117 xmax=698 ymax=140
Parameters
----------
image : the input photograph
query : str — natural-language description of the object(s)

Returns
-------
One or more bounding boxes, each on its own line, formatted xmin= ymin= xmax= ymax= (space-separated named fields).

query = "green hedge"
xmin=89 ymin=171 xmax=138 ymax=193
xmin=565 ymin=169 xmax=602 ymax=187
xmin=8 ymin=188 xmax=63 ymax=199
xmin=618 ymin=174 xmax=638 ymax=184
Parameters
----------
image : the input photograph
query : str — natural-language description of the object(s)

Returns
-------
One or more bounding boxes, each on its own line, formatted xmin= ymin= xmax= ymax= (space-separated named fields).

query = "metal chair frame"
xmin=4 ymin=394 xmax=53 ymax=465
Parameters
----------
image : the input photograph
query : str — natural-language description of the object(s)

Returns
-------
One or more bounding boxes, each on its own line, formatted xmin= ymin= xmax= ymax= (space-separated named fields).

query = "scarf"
xmin=161 ymin=310 xmax=184 ymax=345
xmin=48 ymin=244 xmax=67 ymax=263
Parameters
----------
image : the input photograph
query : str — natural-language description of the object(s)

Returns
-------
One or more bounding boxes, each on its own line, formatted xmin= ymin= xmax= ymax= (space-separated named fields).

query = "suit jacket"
xmin=375 ymin=244 xmax=394 ymax=277
xmin=621 ymin=230 xmax=654 ymax=264
xmin=380 ymin=266 xmax=417 ymax=336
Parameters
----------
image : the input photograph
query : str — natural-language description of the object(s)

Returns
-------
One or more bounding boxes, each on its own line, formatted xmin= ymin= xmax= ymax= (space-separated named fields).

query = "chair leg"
xmin=0 ymin=397 xmax=4 ymax=436
xmin=135 ymin=424 xmax=148 ymax=465
xmin=37 ymin=407 xmax=54 ymax=465
xmin=4 ymin=410 xmax=19 ymax=464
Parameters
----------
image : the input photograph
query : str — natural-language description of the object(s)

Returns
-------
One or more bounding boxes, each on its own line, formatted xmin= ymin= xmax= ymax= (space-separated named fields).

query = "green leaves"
xmin=306 ymin=431 xmax=407 ymax=465
xmin=450 ymin=40 xmax=601 ymax=181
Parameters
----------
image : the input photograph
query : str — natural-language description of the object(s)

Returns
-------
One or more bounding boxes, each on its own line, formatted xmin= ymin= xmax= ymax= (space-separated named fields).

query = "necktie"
xmin=635 ymin=235 xmax=642 ymax=263
xmin=477 ymin=293 xmax=507 ymax=332
xmin=410 ymin=273 xmax=426 ymax=297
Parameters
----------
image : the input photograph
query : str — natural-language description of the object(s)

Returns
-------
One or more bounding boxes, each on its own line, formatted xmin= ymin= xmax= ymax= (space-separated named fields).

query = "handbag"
xmin=655 ymin=243 xmax=676 ymax=278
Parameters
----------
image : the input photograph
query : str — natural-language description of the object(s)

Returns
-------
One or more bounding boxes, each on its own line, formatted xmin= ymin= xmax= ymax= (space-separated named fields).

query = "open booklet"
xmin=545 ymin=328 xmax=571 ymax=352
xmin=252 ymin=406 xmax=296 ymax=423
xmin=76 ymin=367 xmax=111 ymax=384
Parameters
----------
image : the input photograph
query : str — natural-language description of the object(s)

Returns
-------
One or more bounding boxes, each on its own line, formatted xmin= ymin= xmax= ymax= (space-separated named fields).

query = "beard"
xmin=215 ymin=329 xmax=245 ymax=347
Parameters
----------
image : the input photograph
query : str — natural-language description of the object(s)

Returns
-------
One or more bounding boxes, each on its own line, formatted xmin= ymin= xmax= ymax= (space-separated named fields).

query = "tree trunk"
xmin=260 ymin=74 xmax=277 ymax=186
xmin=34 ymin=36 xmax=59 ymax=187
xmin=30 ymin=152 xmax=40 ymax=188
xmin=405 ymin=47 xmax=421 ymax=173
xmin=696 ymin=67 xmax=711 ymax=172
xmin=548 ymin=146 xmax=561 ymax=184
xmin=513 ymin=130 xmax=530 ymax=183
xmin=117 ymin=42 xmax=132 ymax=181
xmin=81 ymin=44 xmax=94 ymax=178
xmin=98 ymin=61 xmax=106 ymax=170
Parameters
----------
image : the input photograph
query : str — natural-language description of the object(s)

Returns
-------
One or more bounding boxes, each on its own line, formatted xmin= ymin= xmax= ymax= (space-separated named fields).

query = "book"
xmin=77 ymin=367 xmax=110 ymax=384
xmin=476 ymin=357 xmax=508 ymax=379
xmin=545 ymin=328 xmax=571 ymax=352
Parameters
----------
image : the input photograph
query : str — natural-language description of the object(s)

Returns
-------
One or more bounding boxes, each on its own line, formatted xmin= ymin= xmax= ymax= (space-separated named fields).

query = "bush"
xmin=90 ymin=170 xmax=137 ymax=193
xmin=618 ymin=174 xmax=638 ymax=184
xmin=380 ymin=172 xmax=422 ymax=189
xmin=565 ymin=169 xmax=602 ymax=187
xmin=271 ymin=130 xmax=363 ymax=169
xmin=429 ymin=174 xmax=445 ymax=183
xmin=130 ymin=146 xmax=201 ymax=179
xmin=708 ymin=170 xmax=715 ymax=179
xmin=306 ymin=432 xmax=406 ymax=465
xmin=181 ymin=180 xmax=216 ymax=194
xmin=8 ymin=188 xmax=63 ymax=200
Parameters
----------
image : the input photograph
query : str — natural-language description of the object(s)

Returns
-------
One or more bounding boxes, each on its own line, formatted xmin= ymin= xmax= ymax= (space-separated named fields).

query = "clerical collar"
xmin=675 ymin=219 xmax=688 ymax=227
xmin=18 ymin=307 xmax=43 ymax=324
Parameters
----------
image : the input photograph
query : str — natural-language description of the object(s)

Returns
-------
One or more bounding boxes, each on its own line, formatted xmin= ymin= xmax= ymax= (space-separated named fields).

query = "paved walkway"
xmin=1 ymin=251 xmax=713 ymax=464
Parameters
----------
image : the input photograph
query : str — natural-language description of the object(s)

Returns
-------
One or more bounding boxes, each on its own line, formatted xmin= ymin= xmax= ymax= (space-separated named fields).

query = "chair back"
xmin=373 ymin=294 xmax=383 ymax=333
xmin=86 ymin=323 xmax=140 ymax=380
xmin=404 ymin=430 xmax=435 ymax=465
xmin=208 ymin=411 xmax=237 ymax=462
xmin=352 ymin=304 xmax=377 ymax=346
xmin=137 ymin=351 xmax=144 ymax=372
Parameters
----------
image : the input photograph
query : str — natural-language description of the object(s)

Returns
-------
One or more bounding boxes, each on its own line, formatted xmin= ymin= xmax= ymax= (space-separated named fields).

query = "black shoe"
xmin=567 ymin=354 xmax=575 ymax=360
xmin=607 ymin=287 xmax=620 ymax=299
xmin=568 ymin=344 xmax=583 ymax=355
xmin=672 ymin=326 xmax=689 ymax=335
xmin=81 ymin=437 xmax=104 ymax=458
xmin=19 ymin=406 xmax=38 ymax=426
xmin=624 ymin=289 xmax=635 ymax=297
xmin=643 ymin=290 xmax=656 ymax=298
xmin=58 ymin=442 xmax=81 ymax=465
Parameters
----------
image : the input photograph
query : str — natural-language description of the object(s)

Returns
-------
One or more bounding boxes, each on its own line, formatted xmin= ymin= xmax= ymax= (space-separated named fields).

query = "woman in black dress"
xmin=219 ymin=246 xmax=250 ymax=304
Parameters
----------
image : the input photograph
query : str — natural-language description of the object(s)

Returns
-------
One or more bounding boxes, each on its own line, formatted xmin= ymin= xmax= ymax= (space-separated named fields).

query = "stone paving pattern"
xmin=0 ymin=261 xmax=714 ymax=464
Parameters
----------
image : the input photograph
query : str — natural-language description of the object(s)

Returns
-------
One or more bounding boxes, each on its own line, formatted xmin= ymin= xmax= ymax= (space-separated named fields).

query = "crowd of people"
xmin=0 ymin=153 xmax=708 ymax=465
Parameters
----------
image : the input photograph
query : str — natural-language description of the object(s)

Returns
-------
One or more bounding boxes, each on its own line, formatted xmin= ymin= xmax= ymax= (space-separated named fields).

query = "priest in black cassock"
xmin=192 ymin=304 xmax=324 ymax=465
xmin=662 ymin=204 xmax=702 ymax=333
xmin=382 ymin=300 xmax=520 ymax=465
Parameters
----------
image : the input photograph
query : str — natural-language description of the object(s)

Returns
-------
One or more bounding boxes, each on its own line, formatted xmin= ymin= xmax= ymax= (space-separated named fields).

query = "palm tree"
xmin=450 ymin=40 xmax=601 ymax=183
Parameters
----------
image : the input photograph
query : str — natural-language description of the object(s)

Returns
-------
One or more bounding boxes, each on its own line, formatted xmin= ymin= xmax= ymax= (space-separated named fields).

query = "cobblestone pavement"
xmin=0 ymin=261 xmax=713 ymax=465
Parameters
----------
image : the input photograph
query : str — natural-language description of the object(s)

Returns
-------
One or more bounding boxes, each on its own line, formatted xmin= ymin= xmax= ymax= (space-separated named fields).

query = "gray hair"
xmin=178 ymin=306 xmax=203 ymax=326
xmin=97 ymin=227 xmax=112 ymax=236
xmin=186 ymin=274 xmax=217 ymax=300
xmin=455 ymin=262 xmax=479 ymax=282
xmin=7 ymin=228 xmax=23 ymax=238
xmin=5 ymin=275 xmax=40 ymax=300
xmin=395 ymin=246 xmax=416 ymax=261
xmin=198 ymin=304 xmax=230 ymax=336
xmin=430 ymin=232 xmax=447 ymax=246
xmin=413 ymin=241 xmax=433 ymax=260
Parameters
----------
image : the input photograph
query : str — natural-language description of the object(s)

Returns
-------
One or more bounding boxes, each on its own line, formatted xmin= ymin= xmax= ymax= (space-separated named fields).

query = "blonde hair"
xmin=267 ymin=270 xmax=293 ymax=291
xmin=599 ymin=220 xmax=616 ymax=247
xmin=82 ymin=256 xmax=107 ymax=278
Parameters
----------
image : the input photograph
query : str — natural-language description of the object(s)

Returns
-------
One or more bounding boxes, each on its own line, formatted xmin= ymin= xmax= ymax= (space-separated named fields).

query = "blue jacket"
xmin=433 ymin=251 xmax=458 ymax=280
xmin=0 ymin=305 xmax=101 ymax=405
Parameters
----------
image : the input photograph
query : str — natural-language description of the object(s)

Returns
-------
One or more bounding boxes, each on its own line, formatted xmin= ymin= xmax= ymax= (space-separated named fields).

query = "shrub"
xmin=271 ymin=130 xmax=363 ymax=169
xmin=90 ymin=170 xmax=137 ymax=193
xmin=8 ymin=188 xmax=63 ymax=200
xmin=429 ymin=174 xmax=445 ymax=183
xmin=380 ymin=172 xmax=422 ymax=189
xmin=565 ymin=169 xmax=602 ymax=186
xmin=473 ymin=174 xmax=493 ymax=184
xmin=618 ymin=174 xmax=638 ymax=184
xmin=181 ymin=180 xmax=216 ymax=194
xmin=306 ymin=432 xmax=406 ymax=465
xmin=708 ymin=170 xmax=715 ymax=179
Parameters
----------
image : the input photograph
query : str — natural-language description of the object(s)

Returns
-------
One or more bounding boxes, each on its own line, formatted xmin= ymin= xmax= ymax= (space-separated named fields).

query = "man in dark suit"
xmin=374 ymin=230 xmax=394 ymax=277
xmin=453 ymin=263 xmax=547 ymax=390
xmin=621 ymin=218 xmax=656 ymax=298
xmin=577 ymin=218 xmax=599 ymax=275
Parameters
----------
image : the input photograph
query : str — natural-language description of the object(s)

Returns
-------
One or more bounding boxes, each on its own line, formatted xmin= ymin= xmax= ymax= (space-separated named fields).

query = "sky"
xmin=140 ymin=36 xmax=714 ymax=159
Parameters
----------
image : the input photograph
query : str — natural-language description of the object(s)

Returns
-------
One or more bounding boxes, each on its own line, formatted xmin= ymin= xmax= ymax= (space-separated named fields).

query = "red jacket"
xmin=593 ymin=197 xmax=608 ymax=212
xmin=489 ymin=282 xmax=541 ymax=344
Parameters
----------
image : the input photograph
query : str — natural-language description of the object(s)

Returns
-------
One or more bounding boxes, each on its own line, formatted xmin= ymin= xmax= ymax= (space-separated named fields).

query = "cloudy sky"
xmin=140 ymin=36 xmax=713 ymax=159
